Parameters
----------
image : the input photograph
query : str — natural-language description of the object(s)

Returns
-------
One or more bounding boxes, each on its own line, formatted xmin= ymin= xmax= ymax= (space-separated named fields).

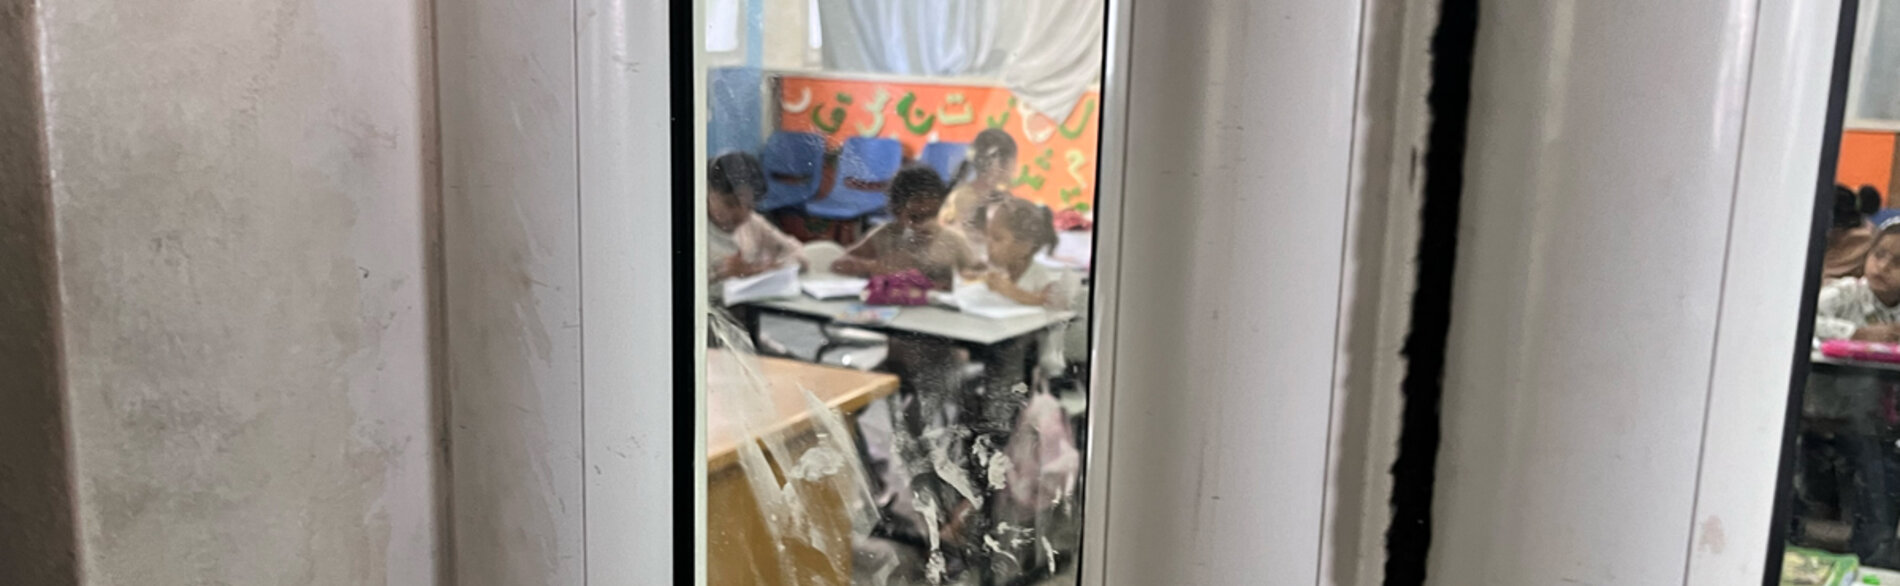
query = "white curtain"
xmin=706 ymin=0 xmax=741 ymax=53
xmin=816 ymin=0 xmax=1103 ymax=122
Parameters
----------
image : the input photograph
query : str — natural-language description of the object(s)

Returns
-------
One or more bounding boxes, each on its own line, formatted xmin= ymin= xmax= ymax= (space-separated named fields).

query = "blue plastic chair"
xmin=920 ymin=142 xmax=969 ymax=185
xmin=807 ymin=137 xmax=903 ymax=219
xmin=756 ymin=132 xmax=826 ymax=212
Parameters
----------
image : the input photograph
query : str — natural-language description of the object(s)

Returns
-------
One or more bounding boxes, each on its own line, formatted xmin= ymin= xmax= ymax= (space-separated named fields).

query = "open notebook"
xmin=947 ymin=275 xmax=1044 ymax=320
xmin=721 ymin=264 xmax=800 ymax=306
xmin=800 ymin=276 xmax=868 ymax=300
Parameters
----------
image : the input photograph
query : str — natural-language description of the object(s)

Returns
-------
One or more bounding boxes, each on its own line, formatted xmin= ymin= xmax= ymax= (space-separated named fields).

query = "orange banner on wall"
xmin=777 ymin=75 xmax=1101 ymax=212
xmin=1840 ymin=130 xmax=1896 ymax=206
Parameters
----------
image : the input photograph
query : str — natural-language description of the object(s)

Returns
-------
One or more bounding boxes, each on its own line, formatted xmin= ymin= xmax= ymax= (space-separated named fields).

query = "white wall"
xmin=1429 ymin=1 xmax=1835 ymax=583
xmin=30 ymin=0 xmax=441 ymax=583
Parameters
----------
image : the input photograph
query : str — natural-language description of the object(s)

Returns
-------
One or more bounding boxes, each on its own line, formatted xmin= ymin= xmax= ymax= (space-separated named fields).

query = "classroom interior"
xmin=700 ymin=1 xmax=1103 ymax=584
xmin=1786 ymin=4 xmax=1900 ymax=583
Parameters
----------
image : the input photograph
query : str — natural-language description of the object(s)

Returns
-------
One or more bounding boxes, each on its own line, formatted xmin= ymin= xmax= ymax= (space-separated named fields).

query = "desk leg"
xmin=743 ymin=307 xmax=763 ymax=349
xmin=847 ymin=408 xmax=891 ymax=511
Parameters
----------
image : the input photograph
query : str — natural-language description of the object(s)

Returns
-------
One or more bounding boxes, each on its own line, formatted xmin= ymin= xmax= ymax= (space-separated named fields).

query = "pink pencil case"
xmin=1819 ymin=339 xmax=1900 ymax=363
xmin=862 ymin=269 xmax=933 ymax=306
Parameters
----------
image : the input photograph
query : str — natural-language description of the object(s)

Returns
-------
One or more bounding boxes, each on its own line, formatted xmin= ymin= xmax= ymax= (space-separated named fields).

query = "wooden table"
xmin=707 ymin=351 xmax=899 ymax=586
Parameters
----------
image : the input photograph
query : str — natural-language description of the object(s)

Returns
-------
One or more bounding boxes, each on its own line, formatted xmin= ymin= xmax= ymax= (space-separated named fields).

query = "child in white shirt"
xmin=982 ymin=197 xmax=1077 ymax=373
xmin=707 ymin=152 xmax=804 ymax=289
xmin=1807 ymin=221 xmax=1900 ymax=565
xmin=1816 ymin=222 xmax=1900 ymax=342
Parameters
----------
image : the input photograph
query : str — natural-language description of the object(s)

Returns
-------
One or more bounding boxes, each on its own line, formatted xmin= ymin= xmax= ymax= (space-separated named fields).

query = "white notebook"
xmin=722 ymin=264 xmax=800 ymax=306
xmin=949 ymin=275 xmax=1043 ymax=320
xmin=801 ymin=276 xmax=868 ymax=300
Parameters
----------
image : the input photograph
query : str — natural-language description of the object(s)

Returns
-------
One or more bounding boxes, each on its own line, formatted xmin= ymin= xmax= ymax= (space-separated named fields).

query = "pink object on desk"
xmin=862 ymin=269 xmax=933 ymax=306
xmin=1819 ymin=339 xmax=1900 ymax=363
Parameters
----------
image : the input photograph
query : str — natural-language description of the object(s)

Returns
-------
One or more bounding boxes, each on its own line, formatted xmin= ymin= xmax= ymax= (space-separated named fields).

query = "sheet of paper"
xmin=801 ymin=276 xmax=868 ymax=300
xmin=949 ymin=275 xmax=1044 ymax=320
xmin=722 ymin=264 xmax=800 ymax=306
xmin=1046 ymin=230 xmax=1093 ymax=269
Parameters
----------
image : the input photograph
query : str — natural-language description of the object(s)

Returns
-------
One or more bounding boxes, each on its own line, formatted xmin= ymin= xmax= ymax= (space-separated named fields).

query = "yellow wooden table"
xmin=707 ymin=351 xmax=899 ymax=586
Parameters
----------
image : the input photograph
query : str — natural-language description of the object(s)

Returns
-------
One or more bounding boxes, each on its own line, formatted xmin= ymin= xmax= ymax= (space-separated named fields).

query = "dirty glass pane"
xmin=1787 ymin=4 xmax=1900 ymax=584
xmin=700 ymin=1 xmax=1106 ymax=584
xmin=1853 ymin=0 xmax=1900 ymax=123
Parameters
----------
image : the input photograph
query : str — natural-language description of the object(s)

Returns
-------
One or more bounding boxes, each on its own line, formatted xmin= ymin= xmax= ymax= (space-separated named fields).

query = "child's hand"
xmin=1853 ymin=323 xmax=1900 ymax=342
xmin=831 ymin=256 xmax=877 ymax=276
xmin=983 ymin=270 xmax=1013 ymax=291
xmin=717 ymin=255 xmax=758 ymax=279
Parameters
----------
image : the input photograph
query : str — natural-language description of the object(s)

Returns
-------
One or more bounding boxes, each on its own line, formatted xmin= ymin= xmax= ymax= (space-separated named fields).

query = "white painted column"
xmin=1091 ymin=0 xmax=1365 ymax=583
xmin=1429 ymin=1 xmax=1837 ymax=584
xmin=434 ymin=0 xmax=586 ymax=583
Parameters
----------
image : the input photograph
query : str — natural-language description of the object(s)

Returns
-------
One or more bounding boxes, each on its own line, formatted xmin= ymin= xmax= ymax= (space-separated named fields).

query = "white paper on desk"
xmin=722 ymin=264 xmax=800 ymax=305
xmin=801 ymin=276 xmax=868 ymax=300
xmin=948 ymin=275 xmax=1043 ymax=320
xmin=1048 ymin=231 xmax=1093 ymax=269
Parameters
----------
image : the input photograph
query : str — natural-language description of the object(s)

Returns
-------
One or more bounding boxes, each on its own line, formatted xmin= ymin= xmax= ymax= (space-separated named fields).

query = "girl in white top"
xmin=1816 ymin=221 xmax=1900 ymax=342
xmin=981 ymin=198 xmax=1072 ymax=309
xmin=982 ymin=198 xmax=1077 ymax=374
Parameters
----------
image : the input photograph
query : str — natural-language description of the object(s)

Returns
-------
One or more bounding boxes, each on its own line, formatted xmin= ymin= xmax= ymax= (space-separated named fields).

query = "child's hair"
xmin=1834 ymin=184 xmax=1885 ymax=229
xmin=951 ymin=128 xmax=1020 ymax=189
xmin=888 ymin=164 xmax=949 ymax=209
xmin=989 ymin=197 xmax=1059 ymax=253
xmin=708 ymin=151 xmax=767 ymax=201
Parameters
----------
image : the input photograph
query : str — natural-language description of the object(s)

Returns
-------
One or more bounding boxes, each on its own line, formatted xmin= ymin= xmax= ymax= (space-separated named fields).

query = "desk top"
xmin=1811 ymin=350 xmax=1900 ymax=374
xmin=750 ymin=295 xmax=1075 ymax=346
xmin=707 ymin=351 xmax=899 ymax=472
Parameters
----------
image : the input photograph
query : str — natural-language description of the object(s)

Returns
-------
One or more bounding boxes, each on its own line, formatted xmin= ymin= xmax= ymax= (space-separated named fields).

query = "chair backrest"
xmin=757 ymin=131 xmax=827 ymax=211
xmin=806 ymin=137 xmax=905 ymax=220
xmin=803 ymin=240 xmax=848 ymax=276
xmin=833 ymin=137 xmax=903 ymax=189
xmin=920 ymin=142 xmax=969 ymax=185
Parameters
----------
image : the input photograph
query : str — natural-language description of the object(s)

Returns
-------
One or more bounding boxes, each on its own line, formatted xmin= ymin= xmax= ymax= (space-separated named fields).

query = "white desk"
xmin=1811 ymin=350 xmax=1900 ymax=374
xmin=748 ymin=294 xmax=1075 ymax=347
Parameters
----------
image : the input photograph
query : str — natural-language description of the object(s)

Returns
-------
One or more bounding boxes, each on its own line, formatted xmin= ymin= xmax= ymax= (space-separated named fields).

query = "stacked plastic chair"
xmin=756 ymin=131 xmax=826 ymax=212
xmin=920 ymin=142 xmax=969 ymax=185
xmin=806 ymin=137 xmax=903 ymax=219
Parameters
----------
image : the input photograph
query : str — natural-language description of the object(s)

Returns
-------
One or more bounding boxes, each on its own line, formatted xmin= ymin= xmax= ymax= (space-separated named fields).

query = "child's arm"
xmin=715 ymin=255 xmax=776 ymax=280
xmin=1808 ymin=287 xmax=1854 ymax=340
xmin=1815 ymin=282 xmax=1877 ymax=340
xmin=983 ymin=270 xmax=1052 ymax=306
xmin=831 ymin=233 xmax=883 ymax=276
xmin=759 ymin=221 xmax=808 ymax=271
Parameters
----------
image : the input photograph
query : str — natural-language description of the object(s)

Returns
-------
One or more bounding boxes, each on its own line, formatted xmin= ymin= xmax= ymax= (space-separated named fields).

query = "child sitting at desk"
xmin=1816 ymin=220 xmax=1900 ymax=342
xmin=980 ymin=197 xmax=1071 ymax=311
xmin=939 ymin=128 xmax=1020 ymax=252
xmin=831 ymin=164 xmax=983 ymax=289
xmin=1806 ymin=220 xmax=1900 ymax=566
xmin=708 ymin=151 xmax=805 ymax=285
xmin=981 ymin=197 xmax=1077 ymax=377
